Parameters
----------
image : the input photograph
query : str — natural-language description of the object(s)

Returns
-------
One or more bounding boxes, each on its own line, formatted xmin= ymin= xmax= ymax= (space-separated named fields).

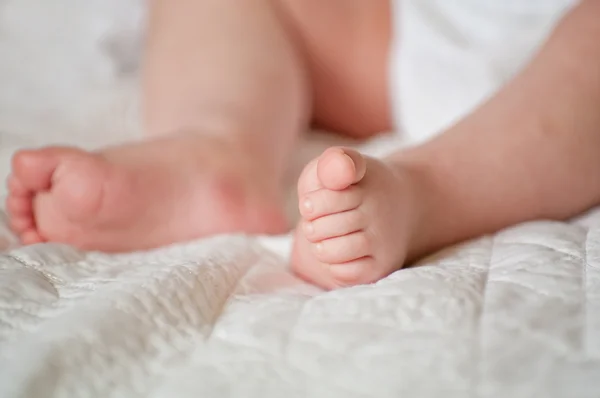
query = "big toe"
xmin=316 ymin=147 xmax=366 ymax=191
xmin=12 ymin=147 xmax=77 ymax=191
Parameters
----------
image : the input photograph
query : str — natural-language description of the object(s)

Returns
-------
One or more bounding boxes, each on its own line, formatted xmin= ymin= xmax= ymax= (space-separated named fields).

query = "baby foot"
xmin=5 ymin=135 xmax=288 ymax=252
xmin=291 ymin=147 xmax=421 ymax=289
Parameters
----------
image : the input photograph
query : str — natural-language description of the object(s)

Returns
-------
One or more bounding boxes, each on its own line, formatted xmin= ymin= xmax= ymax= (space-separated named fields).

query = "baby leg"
xmin=7 ymin=0 xmax=394 ymax=251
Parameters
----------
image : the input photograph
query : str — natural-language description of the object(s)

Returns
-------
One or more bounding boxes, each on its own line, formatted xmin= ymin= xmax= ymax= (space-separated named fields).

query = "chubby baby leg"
xmin=7 ymin=0 xmax=306 ymax=250
xmin=7 ymin=0 xmax=394 ymax=251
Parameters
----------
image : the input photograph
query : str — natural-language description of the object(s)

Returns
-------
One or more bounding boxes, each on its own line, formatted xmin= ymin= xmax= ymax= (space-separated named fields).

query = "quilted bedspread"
xmin=0 ymin=0 xmax=599 ymax=396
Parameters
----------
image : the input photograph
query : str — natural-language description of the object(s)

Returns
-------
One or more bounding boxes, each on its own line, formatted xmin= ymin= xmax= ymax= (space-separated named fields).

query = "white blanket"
xmin=0 ymin=1 xmax=598 ymax=397
xmin=1 ymin=201 xmax=599 ymax=398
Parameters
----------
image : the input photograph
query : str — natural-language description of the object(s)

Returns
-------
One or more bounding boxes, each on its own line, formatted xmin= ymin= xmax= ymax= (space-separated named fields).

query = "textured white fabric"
xmin=391 ymin=0 xmax=578 ymax=144
xmin=1 ymin=204 xmax=600 ymax=398
xmin=0 ymin=1 xmax=599 ymax=397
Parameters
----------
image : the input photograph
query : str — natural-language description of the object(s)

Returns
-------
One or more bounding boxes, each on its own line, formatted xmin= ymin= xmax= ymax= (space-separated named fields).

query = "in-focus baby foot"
xmin=291 ymin=147 xmax=420 ymax=290
xmin=5 ymin=135 xmax=288 ymax=252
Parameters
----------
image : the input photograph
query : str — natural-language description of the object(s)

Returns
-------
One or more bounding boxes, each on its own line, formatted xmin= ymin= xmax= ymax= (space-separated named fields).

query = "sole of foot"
xmin=6 ymin=136 xmax=289 ymax=252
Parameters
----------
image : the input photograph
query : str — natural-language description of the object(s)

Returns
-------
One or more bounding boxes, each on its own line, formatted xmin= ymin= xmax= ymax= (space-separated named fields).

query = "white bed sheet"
xmin=0 ymin=1 xmax=598 ymax=397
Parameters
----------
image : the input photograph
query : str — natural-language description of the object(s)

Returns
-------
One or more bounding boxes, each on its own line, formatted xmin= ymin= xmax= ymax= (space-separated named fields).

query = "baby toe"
xmin=7 ymin=175 xmax=30 ymax=197
xmin=329 ymin=257 xmax=378 ymax=286
xmin=313 ymin=231 xmax=371 ymax=264
xmin=6 ymin=195 xmax=32 ymax=216
xmin=20 ymin=229 xmax=43 ymax=245
xmin=302 ymin=209 xmax=365 ymax=243
xmin=12 ymin=149 xmax=59 ymax=191
xmin=10 ymin=215 xmax=33 ymax=233
xmin=299 ymin=187 xmax=363 ymax=221
xmin=316 ymin=147 xmax=367 ymax=191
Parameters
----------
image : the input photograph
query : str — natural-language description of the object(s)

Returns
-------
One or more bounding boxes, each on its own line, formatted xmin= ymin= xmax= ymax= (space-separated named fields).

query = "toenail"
xmin=303 ymin=221 xmax=314 ymax=235
xmin=302 ymin=198 xmax=313 ymax=213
